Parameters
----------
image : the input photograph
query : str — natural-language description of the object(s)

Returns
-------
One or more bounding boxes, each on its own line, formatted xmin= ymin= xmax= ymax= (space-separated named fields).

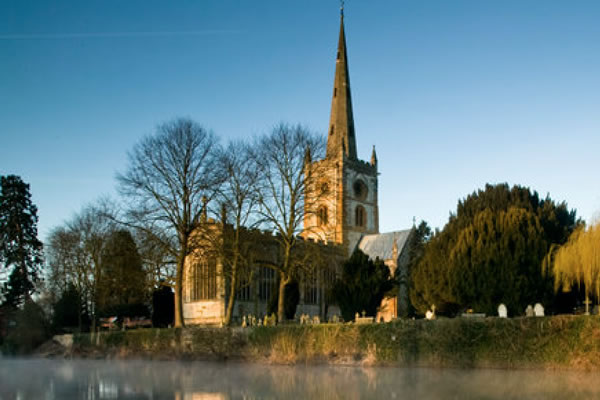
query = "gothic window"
xmin=236 ymin=273 xmax=251 ymax=301
xmin=353 ymin=179 xmax=368 ymax=201
xmin=355 ymin=205 xmax=366 ymax=227
xmin=191 ymin=258 xmax=217 ymax=300
xmin=258 ymin=267 xmax=276 ymax=302
xmin=303 ymin=272 xmax=319 ymax=305
xmin=320 ymin=182 xmax=329 ymax=194
xmin=317 ymin=206 xmax=328 ymax=226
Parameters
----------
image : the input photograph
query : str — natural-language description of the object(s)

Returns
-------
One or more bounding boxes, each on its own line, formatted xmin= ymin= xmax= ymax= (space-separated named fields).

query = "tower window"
xmin=320 ymin=182 xmax=329 ymax=194
xmin=317 ymin=206 xmax=328 ymax=226
xmin=353 ymin=179 xmax=368 ymax=201
xmin=334 ymin=87 xmax=337 ymax=97
xmin=330 ymin=125 xmax=335 ymax=136
xmin=355 ymin=205 xmax=366 ymax=228
xmin=337 ymin=51 xmax=340 ymax=60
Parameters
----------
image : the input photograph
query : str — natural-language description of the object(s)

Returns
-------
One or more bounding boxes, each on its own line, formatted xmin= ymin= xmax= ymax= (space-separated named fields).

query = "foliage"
xmin=410 ymin=183 xmax=578 ymax=316
xmin=332 ymin=249 xmax=395 ymax=321
xmin=96 ymin=229 xmax=147 ymax=317
xmin=403 ymin=221 xmax=432 ymax=317
xmin=548 ymin=222 xmax=600 ymax=313
xmin=2 ymin=300 xmax=49 ymax=354
xmin=70 ymin=315 xmax=600 ymax=370
xmin=0 ymin=175 xmax=44 ymax=307
xmin=117 ymin=117 xmax=224 ymax=327
xmin=152 ymin=284 xmax=174 ymax=327
xmin=52 ymin=283 xmax=82 ymax=333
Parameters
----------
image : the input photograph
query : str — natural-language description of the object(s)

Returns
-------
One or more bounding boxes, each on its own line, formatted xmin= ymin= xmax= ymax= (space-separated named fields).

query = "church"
xmin=183 ymin=9 xmax=414 ymax=325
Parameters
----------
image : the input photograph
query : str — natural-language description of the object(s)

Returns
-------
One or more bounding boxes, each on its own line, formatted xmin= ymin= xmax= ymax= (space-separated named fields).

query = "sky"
xmin=1 ymin=0 xmax=599 ymax=242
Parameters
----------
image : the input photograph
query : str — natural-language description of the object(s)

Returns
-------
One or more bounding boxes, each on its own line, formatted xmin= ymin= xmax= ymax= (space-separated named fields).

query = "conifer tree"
xmin=332 ymin=249 xmax=395 ymax=321
xmin=96 ymin=229 xmax=147 ymax=317
xmin=410 ymin=184 xmax=578 ymax=316
xmin=0 ymin=175 xmax=43 ymax=307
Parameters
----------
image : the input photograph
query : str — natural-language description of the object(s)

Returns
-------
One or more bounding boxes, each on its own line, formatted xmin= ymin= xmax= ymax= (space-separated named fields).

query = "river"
xmin=1 ymin=358 xmax=599 ymax=399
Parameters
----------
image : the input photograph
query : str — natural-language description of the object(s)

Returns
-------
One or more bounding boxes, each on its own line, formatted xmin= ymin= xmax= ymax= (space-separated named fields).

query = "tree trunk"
xmin=277 ymin=244 xmax=292 ymax=322
xmin=174 ymin=253 xmax=186 ymax=327
xmin=224 ymin=262 xmax=237 ymax=326
xmin=277 ymin=274 xmax=286 ymax=323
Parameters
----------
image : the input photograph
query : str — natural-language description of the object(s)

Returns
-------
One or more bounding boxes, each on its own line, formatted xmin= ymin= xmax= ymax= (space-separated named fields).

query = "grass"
xmin=68 ymin=315 xmax=600 ymax=370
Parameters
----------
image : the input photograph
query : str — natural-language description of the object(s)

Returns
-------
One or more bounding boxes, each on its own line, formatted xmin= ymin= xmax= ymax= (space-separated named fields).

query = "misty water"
xmin=1 ymin=359 xmax=600 ymax=400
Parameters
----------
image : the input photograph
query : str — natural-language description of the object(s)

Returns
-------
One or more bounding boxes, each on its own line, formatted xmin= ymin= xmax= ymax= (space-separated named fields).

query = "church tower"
xmin=304 ymin=8 xmax=379 ymax=255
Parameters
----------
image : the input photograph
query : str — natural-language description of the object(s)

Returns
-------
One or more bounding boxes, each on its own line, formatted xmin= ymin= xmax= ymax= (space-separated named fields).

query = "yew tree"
xmin=332 ymin=249 xmax=395 ymax=322
xmin=410 ymin=183 xmax=578 ymax=316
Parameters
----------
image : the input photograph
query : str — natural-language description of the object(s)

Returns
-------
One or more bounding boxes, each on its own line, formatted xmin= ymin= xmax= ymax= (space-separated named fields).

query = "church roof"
xmin=358 ymin=229 xmax=412 ymax=261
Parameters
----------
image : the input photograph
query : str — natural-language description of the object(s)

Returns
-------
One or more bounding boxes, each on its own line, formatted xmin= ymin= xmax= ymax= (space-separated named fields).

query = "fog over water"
xmin=1 ymin=359 xmax=599 ymax=400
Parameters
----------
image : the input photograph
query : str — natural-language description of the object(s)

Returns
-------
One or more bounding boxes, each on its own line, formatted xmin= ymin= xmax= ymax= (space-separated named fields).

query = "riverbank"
xmin=47 ymin=315 xmax=600 ymax=370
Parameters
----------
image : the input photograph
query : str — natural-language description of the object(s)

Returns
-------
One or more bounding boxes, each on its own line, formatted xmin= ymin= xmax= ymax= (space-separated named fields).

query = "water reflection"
xmin=0 ymin=358 xmax=599 ymax=399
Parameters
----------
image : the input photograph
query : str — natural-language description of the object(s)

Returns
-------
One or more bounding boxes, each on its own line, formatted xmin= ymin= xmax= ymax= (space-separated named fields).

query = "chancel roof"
xmin=357 ymin=229 xmax=412 ymax=261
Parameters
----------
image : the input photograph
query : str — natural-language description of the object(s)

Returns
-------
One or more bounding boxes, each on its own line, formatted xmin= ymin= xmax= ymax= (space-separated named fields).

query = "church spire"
xmin=326 ymin=8 xmax=357 ymax=160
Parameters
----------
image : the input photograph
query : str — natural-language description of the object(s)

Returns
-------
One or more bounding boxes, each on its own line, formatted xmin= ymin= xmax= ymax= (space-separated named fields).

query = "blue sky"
xmin=1 ymin=0 xmax=599 ymax=241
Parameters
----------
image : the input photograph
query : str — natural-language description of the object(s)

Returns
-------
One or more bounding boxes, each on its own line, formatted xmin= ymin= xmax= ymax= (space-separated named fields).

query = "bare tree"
xmin=254 ymin=123 xmax=326 ymax=322
xmin=117 ymin=118 xmax=224 ymax=327
xmin=215 ymin=140 xmax=260 ymax=325
xmin=133 ymin=227 xmax=176 ymax=289
xmin=46 ymin=202 xmax=115 ymax=330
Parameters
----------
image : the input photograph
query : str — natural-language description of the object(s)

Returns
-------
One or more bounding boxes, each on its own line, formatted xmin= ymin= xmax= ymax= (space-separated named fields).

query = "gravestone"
xmin=498 ymin=303 xmax=507 ymax=318
xmin=525 ymin=305 xmax=534 ymax=317
xmin=534 ymin=303 xmax=544 ymax=317
xmin=425 ymin=304 xmax=436 ymax=320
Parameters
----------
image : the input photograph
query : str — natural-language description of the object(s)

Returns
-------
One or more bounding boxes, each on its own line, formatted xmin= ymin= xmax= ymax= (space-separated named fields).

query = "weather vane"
xmin=340 ymin=0 xmax=344 ymax=15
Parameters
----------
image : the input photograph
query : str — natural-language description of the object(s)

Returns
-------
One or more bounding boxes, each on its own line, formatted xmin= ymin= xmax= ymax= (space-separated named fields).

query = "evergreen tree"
xmin=410 ymin=183 xmax=578 ymax=316
xmin=52 ymin=283 xmax=82 ymax=333
xmin=0 ymin=175 xmax=43 ymax=307
xmin=95 ymin=229 xmax=147 ymax=317
xmin=332 ymin=249 xmax=395 ymax=321
xmin=403 ymin=221 xmax=432 ymax=317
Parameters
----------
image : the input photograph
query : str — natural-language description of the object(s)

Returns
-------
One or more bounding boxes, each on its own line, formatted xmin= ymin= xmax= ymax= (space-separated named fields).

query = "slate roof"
xmin=357 ymin=229 xmax=412 ymax=261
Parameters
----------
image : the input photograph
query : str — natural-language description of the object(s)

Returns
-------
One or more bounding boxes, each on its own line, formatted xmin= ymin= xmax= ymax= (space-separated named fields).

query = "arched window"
xmin=353 ymin=179 xmax=368 ymax=201
xmin=317 ymin=206 xmax=328 ymax=226
xmin=355 ymin=205 xmax=366 ymax=227
xmin=191 ymin=258 xmax=217 ymax=300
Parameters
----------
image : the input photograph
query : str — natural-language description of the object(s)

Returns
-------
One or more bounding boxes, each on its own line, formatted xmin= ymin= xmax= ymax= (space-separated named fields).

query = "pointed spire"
xmin=370 ymin=145 xmax=377 ymax=166
xmin=326 ymin=9 xmax=357 ymax=160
